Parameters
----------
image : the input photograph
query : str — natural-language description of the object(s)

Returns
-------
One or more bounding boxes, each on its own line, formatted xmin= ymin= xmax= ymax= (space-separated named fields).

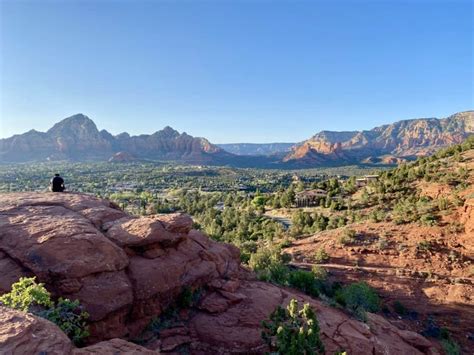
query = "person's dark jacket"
xmin=50 ymin=176 xmax=65 ymax=192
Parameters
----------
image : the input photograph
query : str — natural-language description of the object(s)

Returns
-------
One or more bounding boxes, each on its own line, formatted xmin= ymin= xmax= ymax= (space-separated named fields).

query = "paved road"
xmin=264 ymin=213 xmax=292 ymax=228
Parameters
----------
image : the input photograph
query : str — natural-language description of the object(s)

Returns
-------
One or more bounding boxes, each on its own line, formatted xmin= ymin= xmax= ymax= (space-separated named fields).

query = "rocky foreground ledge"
xmin=0 ymin=192 xmax=440 ymax=354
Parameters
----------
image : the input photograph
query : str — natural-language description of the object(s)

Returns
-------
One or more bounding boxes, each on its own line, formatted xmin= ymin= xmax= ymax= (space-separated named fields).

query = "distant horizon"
xmin=1 ymin=0 xmax=472 ymax=143
xmin=1 ymin=109 xmax=472 ymax=144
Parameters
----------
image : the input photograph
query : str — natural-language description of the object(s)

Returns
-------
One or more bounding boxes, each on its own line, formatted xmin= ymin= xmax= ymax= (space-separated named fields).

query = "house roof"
xmin=296 ymin=189 xmax=327 ymax=198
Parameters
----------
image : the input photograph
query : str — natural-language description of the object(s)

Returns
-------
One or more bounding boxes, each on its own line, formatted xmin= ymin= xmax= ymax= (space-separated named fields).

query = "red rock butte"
xmin=0 ymin=192 xmax=440 ymax=354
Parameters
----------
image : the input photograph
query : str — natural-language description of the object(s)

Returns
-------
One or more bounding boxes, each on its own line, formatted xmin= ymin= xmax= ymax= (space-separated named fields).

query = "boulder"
xmin=74 ymin=338 xmax=159 ymax=354
xmin=0 ymin=306 xmax=159 ymax=355
xmin=158 ymin=213 xmax=194 ymax=234
xmin=104 ymin=216 xmax=181 ymax=248
xmin=0 ymin=306 xmax=73 ymax=355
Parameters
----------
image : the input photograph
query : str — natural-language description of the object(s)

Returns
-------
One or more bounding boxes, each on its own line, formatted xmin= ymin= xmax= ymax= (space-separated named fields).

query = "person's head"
xmin=55 ymin=173 xmax=60 ymax=177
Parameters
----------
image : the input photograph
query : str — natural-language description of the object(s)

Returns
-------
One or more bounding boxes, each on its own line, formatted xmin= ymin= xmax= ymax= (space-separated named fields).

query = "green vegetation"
xmin=291 ymin=209 xmax=348 ymax=236
xmin=248 ymin=247 xmax=383 ymax=323
xmin=0 ymin=276 xmax=52 ymax=311
xmin=0 ymin=277 xmax=89 ymax=345
xmin=335 ymin=282 xmax=381 ymax=321
xmin=392 ymin=300 xmax=408 ymax=316
xmin=249 ymin=247 xmax=291 ymax=284
xmin=421 ymin=317 xmax=460 ymax=355
xmin=261 ymin=299 xmax=325 ymax=355
xmin=39 ymin=298 xmax=90 ymax=345
xmin=313 ymin=249 xmax=330 ymax=264
xmin=338 ymin=228 xmax=357 ymax=245
xmin=417 ymin=240 xmax=433 ymax=252
xmin=146 ymin=286 xmax=201 ymax=339
xmin=287 ymin=270 xmax=323 ymax=298
xmin=441 ymin=338 xmax=461 ymax=355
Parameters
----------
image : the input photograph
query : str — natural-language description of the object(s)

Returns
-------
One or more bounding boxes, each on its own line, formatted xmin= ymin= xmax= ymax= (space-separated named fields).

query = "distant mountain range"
xmin=0 ymin=111 xmax=472 ymax=167
xmin=0 ymin=114 xmax=233 ymax=164
xmin=216 ymin=143 xmax=294 ymax=156
xmin=282 ymin=111 xmax=474 ymax=166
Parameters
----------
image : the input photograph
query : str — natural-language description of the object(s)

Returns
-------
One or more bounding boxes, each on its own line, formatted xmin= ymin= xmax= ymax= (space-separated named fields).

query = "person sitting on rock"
xmin=50 ymin=173 xmax=65 ymax=192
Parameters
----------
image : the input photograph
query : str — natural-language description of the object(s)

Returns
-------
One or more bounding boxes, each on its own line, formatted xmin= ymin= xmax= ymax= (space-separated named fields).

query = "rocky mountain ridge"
xmin=284 ymin=111 xmax=474 ymax=165
xmin=0 ymin=114 xmax=231 ymax=164
xmin=1 ymin=111 xmax=472 ymax=166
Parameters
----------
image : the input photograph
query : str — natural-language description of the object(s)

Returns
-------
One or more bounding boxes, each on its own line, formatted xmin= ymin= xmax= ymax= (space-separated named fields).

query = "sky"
xmin=0 ymin=0 xmax=472 ymax=143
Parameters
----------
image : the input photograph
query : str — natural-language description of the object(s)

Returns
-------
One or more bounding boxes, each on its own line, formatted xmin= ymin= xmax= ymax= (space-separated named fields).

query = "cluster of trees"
xmin=291 ymin=210 xmax=347 ymax=236
xmin=340 ymin=137 xmax=474 ymax=227
xmin=171 ymin=190 xmax=286 ymax=263
xmin=249 ymin=244 xmax=382 ymax=322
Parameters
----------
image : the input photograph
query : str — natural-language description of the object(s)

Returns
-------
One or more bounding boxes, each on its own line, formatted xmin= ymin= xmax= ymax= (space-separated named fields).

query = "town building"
xmin=355 ymin=174 xmax=380 ymax=188
xmin=295 ymin=189 xmax=327 ymax=207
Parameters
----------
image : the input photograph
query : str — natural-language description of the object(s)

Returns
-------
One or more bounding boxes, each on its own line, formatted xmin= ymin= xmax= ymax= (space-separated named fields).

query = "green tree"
xmin=262 ymin=299 xmax=325 ymax=355
xmin=335 ymin=282 xmax=380 ymax=321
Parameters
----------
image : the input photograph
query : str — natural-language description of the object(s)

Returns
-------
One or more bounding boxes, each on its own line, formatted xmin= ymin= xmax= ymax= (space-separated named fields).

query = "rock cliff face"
xmin=0 ymin=192 xmax=439 ymax=354
xmin=284 ymin=111 xmax=474 ymax=164
xmin=0 ymin=114 xmax=230 ymax=164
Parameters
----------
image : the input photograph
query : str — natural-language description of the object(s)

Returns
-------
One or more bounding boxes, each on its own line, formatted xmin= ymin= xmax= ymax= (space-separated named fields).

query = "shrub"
xmin=0 ymin=277 xmax=89 ymax=345
xmin=377 ymin=237 xmax=389 ymax=250
xmin=419 ymin=213 xmax=438 ymax=226
xmin=311 ymin=266 xmax=328 ymax=280
xmin=280 ymin=238 xmax=292 ymax=248
xmin=448 ymin=221 xmax=464 ymax=234
xmin=262 ymin=262 xmax=290 ymax=284
xmin=451 ymin=194 xmax=465 ymax=207
xmin=38 ymin=298 xmax=90 ymax=346
xmin=0 ymin=277 xmax=52 ymax=311
xmin=249 ymin=247 xmax=290 ymax=284
xmin=437 ymin=198 xmax=449 ymax=211
xmin=287 ymin=270 xmax=320 ymax=297
xmin=393 ymin=300 xmax=407 ymax=316
xmin=249 ymin=247 xmax=283 ymax=272
xmin=421 ymin=317 xmax=460 ymax=355
xmin=441 ymin=338 xmax=460 ymax=355
xmin=147 ymin=286 xmax=202 ymax=339
xmin=338 ymin=229 xmax=356 ymax=246
xmin=261 ymin=299 xmax=325 ymax=355
xmin=313 ymin=248 xmax=329 ymax=264
xmin=176 ymin=287 xmax=194 ymax=309
xmin=369 ymin=209 xmax=385 ymax=223
xmin=335 ymin=282 xmax=380 ymax=321
xmin=417 ymin=240 xmax=433 ymax=252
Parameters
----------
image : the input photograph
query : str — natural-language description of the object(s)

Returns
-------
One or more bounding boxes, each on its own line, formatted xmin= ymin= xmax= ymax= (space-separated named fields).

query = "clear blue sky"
xmin=0 ymin=0 xmax=472 ymax=143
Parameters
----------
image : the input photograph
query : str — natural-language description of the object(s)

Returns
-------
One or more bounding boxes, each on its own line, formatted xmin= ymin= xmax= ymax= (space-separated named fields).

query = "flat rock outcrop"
xmin=0 ymin=192 xmax=439 ymax=354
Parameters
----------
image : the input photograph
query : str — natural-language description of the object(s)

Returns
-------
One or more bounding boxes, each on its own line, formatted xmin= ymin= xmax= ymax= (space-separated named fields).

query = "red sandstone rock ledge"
xmin=0 ymin=192 xmax=440 ymax=354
